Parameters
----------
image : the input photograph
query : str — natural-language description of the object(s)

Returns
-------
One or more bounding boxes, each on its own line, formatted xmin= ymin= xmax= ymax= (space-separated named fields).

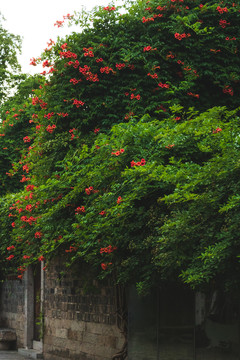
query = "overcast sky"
xmin=1 ymin=0 xmax=124 ymax=75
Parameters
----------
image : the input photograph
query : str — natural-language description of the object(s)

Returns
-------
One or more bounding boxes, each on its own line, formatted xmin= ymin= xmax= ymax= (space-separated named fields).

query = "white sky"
xmin=0 ymin=0 xmax=124 ymax=75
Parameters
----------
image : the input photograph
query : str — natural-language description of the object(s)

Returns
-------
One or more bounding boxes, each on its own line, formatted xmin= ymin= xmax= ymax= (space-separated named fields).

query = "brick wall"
xmin=0 ymin=278 xmax=25 ymax=348
xmin=43 ymin=259 xmax=125 ymax=360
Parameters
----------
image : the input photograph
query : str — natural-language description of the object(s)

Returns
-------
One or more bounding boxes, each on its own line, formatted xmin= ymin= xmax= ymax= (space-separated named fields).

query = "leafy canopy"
xmin=0 ymin=0 xmax=240 ymax=294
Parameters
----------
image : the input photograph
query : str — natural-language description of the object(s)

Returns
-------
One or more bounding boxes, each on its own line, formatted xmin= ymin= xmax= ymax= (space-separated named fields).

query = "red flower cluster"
xmin=148 ymin=72 xmax=158 ymax=79
xmin=72 ymin=99 xmax=85 ymax=108
xmin=100 ymin=245 xmax=117 ymax=254
xmin=57 ymin=112 xmax=69 ymax=117
xmin=100 ymin=66 xmax=114 ymax=74
xmin=70 ymin=78 xmax=82 ymax=85
xmin=84 ymin=51 xmax=93 ymax=57
xmin=63 ymin=14 xmax=73 ymax=20
xmin=26 ymin=184 xmax=35 ymax=191
xmin=142 ymin=16 xmax=154 ymax=23
xmin=124 ymin=111 xmax=134 ymax=120
xmin=61 ymin=43 xmax=67 ymax=50
xmin=42 ymin=60 xmax=51 ymax=67
xmin=6 ymin=255 xmax=14 ymax=261
xmin=32 ymin=97 xmax=48 ymax=109
xmin=30 ymin=58 xmax=37 ymax=66
xmin=116 ymin=63 xmax=125 ymax=70
xmin=216 ymin=6 xmax=228 ymax=14
xmin=103 ymin=6 xmax=115 ymax=11
xmin=131 ymin=159 xmax=146 ymax=167
xmin=143 ymin=46 xmax=157 ymax=52
xmin=23 ymin=136 xmax=31 ymax=143
xmin=79 ymin=64 xmax=90 ymax=74
xmin=7 ymin=245 xmax=15 ymax=251
xmin=96 ymin=58 xmax=103 ymax=63
xmin=142 ymin=14 xmax=163 ymax=23
xmin=223 ymin=85 xmax=233 ymax=96
xmin=23 ymin=255 xmax=31 ymax=260
xmin=167 ymin=51 xmax=175 ymax=59
xmin=54 ymin=20 xmax=64 ymax=27
xmin=59 ymin=51 xmax=77 ymax=59
xmin=166 ymin=144 xmax=175 ymax=149
xmin=68 ymin=60 xmax=80 ymax=68
xmin=75 ymin=206 xmax=85 ymax=214
xmin=83 ymin=47 xmax=94 ymax=57
xmin=69 ymin=128 xmax=78 ymax=140
xmin=177 ymin=59 xmax=185 ymax=65
xmin=41 ymin=101 xmax=48 ymax=110
xmin=31 ymin=97 xmax=39 ymax=105
xmin=99 ymin=210 xmax=106 ymax=216
xmin=46 ymin=124 xmax=56 ymax=133
xmin=48 ymin=67 xmax=57 ymax=74
xmin=44 ymin=112 xmax=54 ymax=119
xmin=117 ymin=196 xmax=122 ymax=204
xmin=219 ymin=19 xmax=230 ymax=28
xmin=21 ymin=215 xmax=37 ymax=225
xmin=17 ymin=266 xmax=26 ymax=279
xmin=38 ymin=256 xmax=45 ymax=261
xmin=111 ymin=149 xmax=124 ymax=156
xmin=101 ymin=262 xmax=112 ymax=270
xmin=213 ymin=127 xmax=222 ymax=133
xmin=85 ymin=186 xmax=98 ymax=195
xmin=128 ymin=64 xmax=135 ymax=70
xmin=130 ymin=93 xmax=141 ymax=100
xmin=79 ymin=67 xmax=99 ymax=81
xmin=187 ymin=92 xmax=199 ymax=98
xmin=158 ymin=82 xmax=169 ymax=89
xmin=25 ymin=204 xmax=33 ymax=212
xmin=65 ymin=246 xmax=78 ymax=253
xmin=23 ymin=164 xmax=30 ymax=173
xmin=35 ymin=232 xmax=42 ymax=238
xmin=25 ymin=192 xmax=33 ymax=200
xmin=174 ymin=32 xmax=191 ymax=40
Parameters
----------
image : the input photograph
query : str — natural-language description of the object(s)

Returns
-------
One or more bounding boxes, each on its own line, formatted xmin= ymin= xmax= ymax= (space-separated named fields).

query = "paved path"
xmin=0 ymin=351 xmax=27 ymax=359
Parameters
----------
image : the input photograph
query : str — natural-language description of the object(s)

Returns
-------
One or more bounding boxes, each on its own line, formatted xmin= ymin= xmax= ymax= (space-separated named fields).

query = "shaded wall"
xmin=128 ymin=285 xmax=240 ymax=360
xmin=43 ymin=259 xmax=125 ymax=360
xmin=0 ymin=278 xmax=25 ymax=348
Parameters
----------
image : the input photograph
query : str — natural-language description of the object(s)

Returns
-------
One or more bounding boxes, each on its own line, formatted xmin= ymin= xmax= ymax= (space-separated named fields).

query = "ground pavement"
xmin=0 ymin=351 xmax=28 ymax=359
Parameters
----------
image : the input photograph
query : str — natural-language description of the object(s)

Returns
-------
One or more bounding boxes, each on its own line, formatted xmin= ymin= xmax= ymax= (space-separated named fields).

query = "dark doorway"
xmin=128 ymin=285 xmax=240 ymax=360
xmin=128 ymin=284 xmax=195 ymax=360
xmin=158 ymin=283 xmax=195 ymax=360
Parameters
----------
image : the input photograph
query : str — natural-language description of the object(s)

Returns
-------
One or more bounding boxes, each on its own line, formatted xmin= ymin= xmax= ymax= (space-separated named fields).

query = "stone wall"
xmin=0 ymin=278 xmax=25 ymax=348
xmin=43 ymin=259 xmax=125 ymax=360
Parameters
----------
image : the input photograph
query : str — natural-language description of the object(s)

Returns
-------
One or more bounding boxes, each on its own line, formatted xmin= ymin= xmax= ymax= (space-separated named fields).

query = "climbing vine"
xmin=0 ymin=0 xmax=240 ymax=294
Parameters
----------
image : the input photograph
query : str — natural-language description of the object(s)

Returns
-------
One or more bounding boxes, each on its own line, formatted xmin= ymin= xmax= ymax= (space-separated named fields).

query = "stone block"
xmin=67 ymin=329 xmax=82 ymax=341
xmin=55 ymin=328 xmax=68 ymax=338
xmin=103 ymin=335 xmax=117 ymax=349
xmin=0 ymin=328 xmax=16 ymax=341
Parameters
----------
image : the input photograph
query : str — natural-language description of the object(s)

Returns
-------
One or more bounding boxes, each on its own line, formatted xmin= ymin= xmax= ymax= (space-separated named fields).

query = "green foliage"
xmin=1 ymin=0 xmax=240 ymax=294
xmin=0 ymin=75 xmax=45 ymax=195
xmin=0 ymin=14 xmax=22 ymax=102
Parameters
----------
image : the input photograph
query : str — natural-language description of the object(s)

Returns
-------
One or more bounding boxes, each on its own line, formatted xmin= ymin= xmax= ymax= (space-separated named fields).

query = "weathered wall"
xmin=0 ymin=278 xmax=25 ymax=348
xmin=43 ymin=259 xmax=125 ymax=360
